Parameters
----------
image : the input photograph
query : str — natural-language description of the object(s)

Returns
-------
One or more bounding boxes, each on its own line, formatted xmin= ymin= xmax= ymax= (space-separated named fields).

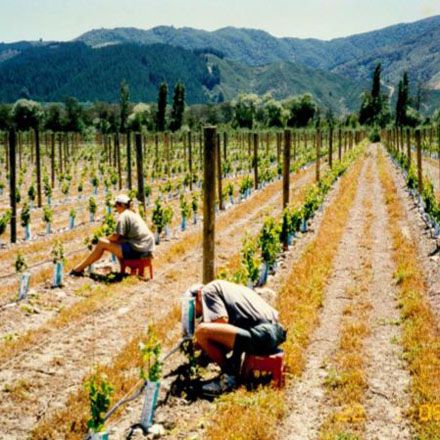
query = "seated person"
xmin=70 ymin=194 xmax=155 ymax=276
xmin=187 ymin=279 xmax=286 ymax=393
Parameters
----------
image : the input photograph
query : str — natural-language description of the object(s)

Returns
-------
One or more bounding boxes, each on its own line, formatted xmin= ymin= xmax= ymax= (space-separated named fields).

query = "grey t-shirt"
xmin=115 ymin=209 xmax=155 ymax=253
xmin=201 ymin=280 xmax=278 ymax=329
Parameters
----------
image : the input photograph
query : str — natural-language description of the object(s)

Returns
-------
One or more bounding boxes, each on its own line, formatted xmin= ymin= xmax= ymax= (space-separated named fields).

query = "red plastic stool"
xmin=120 ymin=257 xmax=153 ymax=279
xmin=242 ymin=350 xmax=285 ymax=388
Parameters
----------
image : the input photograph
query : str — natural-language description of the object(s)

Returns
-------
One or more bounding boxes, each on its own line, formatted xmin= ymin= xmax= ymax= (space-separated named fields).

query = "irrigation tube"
xmin=81 ymin=337 xmax=190 ymax=440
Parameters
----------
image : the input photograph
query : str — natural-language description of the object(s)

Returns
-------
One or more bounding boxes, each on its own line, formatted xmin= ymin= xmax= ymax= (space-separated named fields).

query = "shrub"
xmin=258 ymin=217 xmax=281 ymax=266
xmin=164 ymin=205 xmax=174 ymax=226
xmin=0 ymin=210 xmax=11 ymax=237
xmin=139 ymin=326 xmax=162 ymax=382
xmin=241 ymin=235 xmax=261 ymax=284
xmin=85 ymin=374 xmax=114 ymax=434
xmin=27 ymin=184 xmax=36 ymax=201
xmin=180 ymin=195 xmax=190 ymax=219
xmin=88 ymin=197 xmax=97 ymax=215
xmin=152 ymin=199 xmax=165 ymax=233
xmin=14 ymin=252 xmax=27 ymax=274
xmin=20 ymin=202 xmax=31 ymax=227
xmin=43 ymin=205 xmax=53 ymax=224
xmin=51 ymin=239 xmax=65 ymax=264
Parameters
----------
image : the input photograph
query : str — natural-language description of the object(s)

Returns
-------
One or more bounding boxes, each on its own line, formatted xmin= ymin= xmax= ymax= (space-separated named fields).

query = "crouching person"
xmin=187 ymin=279 xmax=286 ymax=394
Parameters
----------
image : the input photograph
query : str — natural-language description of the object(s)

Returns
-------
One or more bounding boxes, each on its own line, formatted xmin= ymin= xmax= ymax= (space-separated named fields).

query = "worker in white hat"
xmin=70 ymin=194 xmax=155 ymax=276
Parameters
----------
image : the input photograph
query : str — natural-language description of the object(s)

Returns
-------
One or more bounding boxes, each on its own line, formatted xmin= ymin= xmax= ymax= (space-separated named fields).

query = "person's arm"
xmin=211 ymin=317 xmax=228 ymax=324
xmin=108 ymin=233 xmax=122 ymax=243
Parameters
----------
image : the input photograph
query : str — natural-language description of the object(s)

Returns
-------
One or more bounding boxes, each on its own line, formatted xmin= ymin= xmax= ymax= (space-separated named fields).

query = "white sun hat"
xmin=114 ymin=194 xmax=131 ymax=205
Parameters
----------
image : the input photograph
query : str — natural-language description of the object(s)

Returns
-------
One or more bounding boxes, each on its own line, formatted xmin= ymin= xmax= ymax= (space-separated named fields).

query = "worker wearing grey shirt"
xmin=71 ymin=194 xmax=154 ymax=275
xmin=187 ymin=279 xmax=286 ymax=393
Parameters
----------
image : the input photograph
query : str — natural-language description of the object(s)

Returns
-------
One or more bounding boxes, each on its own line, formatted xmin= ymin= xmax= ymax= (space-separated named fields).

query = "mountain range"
xmin=1 ymin=15 xmax=439 ymax=113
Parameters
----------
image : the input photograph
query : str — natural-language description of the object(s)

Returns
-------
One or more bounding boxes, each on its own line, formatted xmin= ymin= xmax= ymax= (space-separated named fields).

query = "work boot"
xmin=201 ymin=374 xmax=238 ymax=395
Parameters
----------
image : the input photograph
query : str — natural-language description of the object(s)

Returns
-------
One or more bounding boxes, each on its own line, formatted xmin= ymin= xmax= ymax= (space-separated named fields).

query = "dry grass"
xmin=205 ymin=388 xmax=285 ymax=440
xmin=278 ymin=155 xmax=365 ymax=376
xmin=31 ymin=306 xmax=181 ymax=440
xmin=206 ymin=149 xmax=366 ymax=440
xmin=2 ymin=378 xmax=36 ymax=403
xmin=320 ymin=173 xmax=374 ymax=440
xmin=377 ymin=148 xmax=440 ymax=439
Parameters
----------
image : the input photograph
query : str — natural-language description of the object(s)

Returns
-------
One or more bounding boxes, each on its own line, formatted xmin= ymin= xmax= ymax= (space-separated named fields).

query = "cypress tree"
xmin=119 ymin=79 xmax=130 ymax=134
xmin=170 ymin=82 xmax=185 ymax=132
xmin=395 ymin=71 xmax=410 ymax=127
xmin=395 ymin=80 xmax=404 ymax=126
xmin=156 ymin=82 xmax=168 ymax=132
xmin=371 ymin=63 xmax=381 ymax=101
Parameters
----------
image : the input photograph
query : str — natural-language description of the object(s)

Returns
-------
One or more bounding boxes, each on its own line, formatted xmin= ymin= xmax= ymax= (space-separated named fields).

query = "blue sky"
xmin=1 ymin=0 xmax=439 ymax=42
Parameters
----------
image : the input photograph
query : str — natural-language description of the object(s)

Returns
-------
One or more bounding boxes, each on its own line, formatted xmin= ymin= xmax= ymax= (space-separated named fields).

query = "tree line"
xmin=1 ymin=63 xmax=439 ymax=137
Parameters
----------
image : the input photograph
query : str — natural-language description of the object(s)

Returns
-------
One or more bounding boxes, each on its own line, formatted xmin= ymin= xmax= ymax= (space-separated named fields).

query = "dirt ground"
xmin=3 ymin=144 xmax=440 ymax=440
xmin=0 ymin=163 xmax=319 ymax=438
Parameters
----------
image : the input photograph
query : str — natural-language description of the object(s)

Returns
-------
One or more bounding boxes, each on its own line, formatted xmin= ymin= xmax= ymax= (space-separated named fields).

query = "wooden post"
xmin=164 ymin=133 xmax=170 ymax=177
xmin=65 ymin=133 xmax=69 ymax=167
xmin=283 ymin=129 xmax=291 ymax=209
xmin=183 ymin=132 xmax=187 ymax=165
xmin=406 ymin=128 xmax=411 ymax=168
xmin=135 ymin=133 xmax=146 ymax=215
xmin=113 ymin=134 xmax=117 ymax=168
xmin=199 ymin=131 xmax=203 ymax=169
xmin=9 ymin=129 xmax=17 ymax=243
xmin=30 ymin=130 xmax=34 ymax=164
xmin=293 ymin=131 xmax=297 ymax=162
xmin=316 ymin=130 xmax=321 ymax=183
xmin=223 ymin=132 xmax=227 ymax=162
xmin=253 ymin=133 xmax=259 ymax=190
xmin=116 ymin=133 xmax=122 ymax=190
xmin=338 ymin=128 xmax=342 ymax=161
xmin=3 ymin=132 xmax=8 ymax=173
xmin=58 ymin=133 xmax=63 ymax=174
xmin=217 ymin=133 xmax=223 ymax=210
xmin=416 ymin=129 xmax=423 ymax=194
xmin=203 ymin=126 xmax=216 ymax=284
xmin=155 ymin=134 xmax=159 ymax=162
xmin=400 ymin=127 xmax=404 ymax=154
xmin=51 ymin=133 xmax=55 ymax=188
xmin=126 ymin=131 xmax=132 ymax=190
xmin=328 ymin=127 xmax=333 ymax=169
xmin=276 ymin=132 xmax=281 ymax=164
xmin=188 ymin=131 xmax=193 ymax=191
xmin=18 ymin=132 xmax=22 ymax=170
xmin=35 ymin=128 xmax=42 ymax=208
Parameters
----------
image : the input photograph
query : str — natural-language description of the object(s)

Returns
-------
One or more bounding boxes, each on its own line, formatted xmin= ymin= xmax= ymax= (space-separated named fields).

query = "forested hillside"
xmin=0 ymin=41 xmax=365 ymax=112
xmin=0 ymin=42 xmax=217 ymax=103
xmin=75 ymin=15 xmax=440 ymax=85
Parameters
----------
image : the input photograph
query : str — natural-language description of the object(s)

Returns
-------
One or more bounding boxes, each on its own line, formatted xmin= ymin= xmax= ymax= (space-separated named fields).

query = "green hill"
xmin=209 ymin=57 xmax=366 ymax=112
xmin=0 ymin=42 xmax=366 ymax=113
xmin=75 ymin=15 xmax=440 ymax=87
xmin=0 ymin=42 xmax=216 ymax=104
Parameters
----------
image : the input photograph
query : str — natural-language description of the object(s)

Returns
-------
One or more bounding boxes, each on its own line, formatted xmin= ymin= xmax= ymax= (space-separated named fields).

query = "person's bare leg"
xmin=73 ymin=238 xmax=122 ymax=272
xmin=195 ymin=323 xmax=238 ymax=370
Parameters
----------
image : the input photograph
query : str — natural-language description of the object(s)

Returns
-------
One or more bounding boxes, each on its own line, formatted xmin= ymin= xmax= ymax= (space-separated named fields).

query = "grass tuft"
xmin=378 ymin=148 xmax=440 ymax=439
